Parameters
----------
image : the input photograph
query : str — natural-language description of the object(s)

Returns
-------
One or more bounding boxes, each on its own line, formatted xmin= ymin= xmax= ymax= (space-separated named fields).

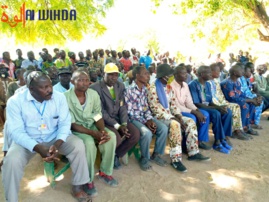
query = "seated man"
xmin=124 ymin=66 xmax=169 ymax=171
xmin=0 ymin=64 xmax=13 ymax=125
xmin=221 ymin=65 xmax=259 ymax=136
xmin=2 ymin=72 xmax=92 ymax=201
xmin=64 ymin=70 xmax=118 ymax=197
xmin=189 ymin=66 xmax=233 ymax=154
xmin=148 ymin=64 xmax=210 ymax=171
xmin=53 ymin=67 xmax=74 ymax=93
xmin=254 ymin=63 xmax=269 ymax=113
xmin=240 ymin=64 xmax=264 ymax=128
xmin=170 ymin=65 xmax=211 ymax=150
xmin=6 ymin=68 xmax=26 ymax=100
xmin=209 ymin=63 xmax=248 ymax=140
xmin=90 ymin=63 xmax=140 ymax=169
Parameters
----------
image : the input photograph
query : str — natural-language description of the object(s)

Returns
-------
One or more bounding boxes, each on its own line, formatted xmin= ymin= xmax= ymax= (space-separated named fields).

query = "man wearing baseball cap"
xmin=91 ymin=63 xmax=140 ymax=169
xmin=148 ymin=64 xmax=210 ymax=172
xmin=53 ymin=67 xmax=74 ymax=93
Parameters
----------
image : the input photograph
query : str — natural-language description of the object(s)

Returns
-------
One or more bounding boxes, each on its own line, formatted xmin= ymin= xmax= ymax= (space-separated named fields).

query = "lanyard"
xmin=32 ymin=101 xmax=46 ymax=119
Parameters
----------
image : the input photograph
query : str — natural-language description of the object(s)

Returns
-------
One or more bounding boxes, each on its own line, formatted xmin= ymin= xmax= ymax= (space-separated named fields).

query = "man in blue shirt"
xmin=53 ymin=67 xmax=74 ymax=93
xmin=21 ymin=51 xmax=39 ymax=69
xmin=139 ymin=50 xmax=152 ymax=70
xmin=189 ymin=66 xmax=233 ymax=154
xmin=2 ymin=71 xmax=92 ymax=201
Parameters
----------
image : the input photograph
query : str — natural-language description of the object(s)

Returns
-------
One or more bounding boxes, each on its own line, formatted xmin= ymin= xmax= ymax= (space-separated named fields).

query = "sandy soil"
xmin=0 ymin=113 xmax=269 ymax=202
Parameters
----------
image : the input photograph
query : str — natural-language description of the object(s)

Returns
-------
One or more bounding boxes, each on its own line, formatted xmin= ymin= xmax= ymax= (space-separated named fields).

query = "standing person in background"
xmin=45 ymin=66 xmax=59 ymax=85
xmin=52 ymin=48 xmax=59 ymax=62
xmin=109 ymin=50 xmax=120 ymax=66
xmin=85 ymin=49 xmax=92 ymax=62
xmin=139 ymin=50 xmax=152 ymax=70
xmin=1 ymin=52 xmax=15 ymax=78
xmin=237 ymin=50 xmax=247 ymax=64
xmin=13 ymin=49 xmax=25 ymax=69
xmin=0 ymin=64 xmax=13 ymax=125
xmin=119 ymin=50 xmax=132 ymax=73
xmin=42 ymin=54 xmax=55 ymax=71
xmin=229 ymin=53 xmax=237 ymax=67
xmin=130 ymin=48 xmax=139 ymax=66
xmin=76 ymin=52 xmax=88 ymax=68
xmin=6 ymin=69 xmax=26 ymax=100
xmin=55 ymin=50 xmax=72 ymax=69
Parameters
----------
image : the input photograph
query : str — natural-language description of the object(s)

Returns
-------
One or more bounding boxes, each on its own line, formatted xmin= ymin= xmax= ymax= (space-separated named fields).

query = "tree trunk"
xmin=253 ymin=1 xmax=269 ymax=42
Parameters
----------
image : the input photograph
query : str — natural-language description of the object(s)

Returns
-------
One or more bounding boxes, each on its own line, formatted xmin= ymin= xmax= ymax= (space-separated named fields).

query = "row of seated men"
xmin=0 ymin=61 xmax=265 ymax=201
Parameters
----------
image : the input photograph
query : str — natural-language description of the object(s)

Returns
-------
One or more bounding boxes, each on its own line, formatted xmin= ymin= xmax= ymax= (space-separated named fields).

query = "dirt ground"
xmin=0 ymin=112 xmax=269 ymax=202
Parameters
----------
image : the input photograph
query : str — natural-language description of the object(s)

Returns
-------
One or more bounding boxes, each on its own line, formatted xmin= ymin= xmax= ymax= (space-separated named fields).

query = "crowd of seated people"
xmin=0 ymin=47 xmax=268 ymax=201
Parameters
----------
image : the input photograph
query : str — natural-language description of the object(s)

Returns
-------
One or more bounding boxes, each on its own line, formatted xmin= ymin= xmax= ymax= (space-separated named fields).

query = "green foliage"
xmin=151 ymin=0 xmax=267 ymax=51
xmin=0 ymin=0 xmax=114 ymax=45
xmin=174 ymin=51 xmax=186 ymax=64
xmin=146 ymin=35 xmax=160 ymax=56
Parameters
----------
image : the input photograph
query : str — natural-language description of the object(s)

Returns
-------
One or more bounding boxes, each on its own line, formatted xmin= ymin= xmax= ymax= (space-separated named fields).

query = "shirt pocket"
xmin=49 ymin=116 xmax=59 ymax=129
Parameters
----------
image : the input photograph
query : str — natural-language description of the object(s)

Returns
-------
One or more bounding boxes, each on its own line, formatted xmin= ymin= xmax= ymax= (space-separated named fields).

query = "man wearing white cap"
xmin=91 ymin=63 xmax=140 ymax=169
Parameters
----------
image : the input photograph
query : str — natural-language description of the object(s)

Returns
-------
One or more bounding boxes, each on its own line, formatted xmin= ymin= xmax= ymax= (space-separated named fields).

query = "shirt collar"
xmin=131 ymin=81 xmax=146 ymax=91
xmin=107 ymin=85 xmax=113 ymax=90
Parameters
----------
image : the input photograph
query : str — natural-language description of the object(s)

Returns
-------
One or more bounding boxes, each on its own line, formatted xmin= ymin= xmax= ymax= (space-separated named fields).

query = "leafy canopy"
xmin=0 ymin=0 xmax=114 ymax=45
xmin=152 ymin=0 xmax=269 ymax=51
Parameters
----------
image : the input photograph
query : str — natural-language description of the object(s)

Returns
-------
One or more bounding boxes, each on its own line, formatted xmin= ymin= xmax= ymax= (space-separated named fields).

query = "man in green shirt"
xmin=55 ymin=50 xmax=72 ymax=69
xmin=64 ymin=70 xmax=118 ymax=197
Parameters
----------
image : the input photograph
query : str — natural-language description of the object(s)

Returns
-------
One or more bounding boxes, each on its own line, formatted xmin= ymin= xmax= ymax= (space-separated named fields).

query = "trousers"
xmin=2 ymin=135 xmax=90 ymax=202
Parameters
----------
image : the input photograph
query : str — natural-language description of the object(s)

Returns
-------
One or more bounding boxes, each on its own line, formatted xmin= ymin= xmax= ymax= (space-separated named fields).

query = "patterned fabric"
xmin=88 ymin=59 xmax=103 ymax=69
xmin=42 ymin=61 xmax=55 ymax=71
xmin=239 ymin=76 xmax=263 ymax=125
xmin=1 ymin=61 xmax=15 ymax=78
xmin=148 ymin=83 xmax=199 ymax=161
xmin=148 ymin=83 xmax=181 ymax=120
xmin=209 ymin=79 xmax=243 ymax=130
xmin=124 ymin=81 xmax=153 ymax=124
xmin=221 ymin=78 xmax=256 ymax=129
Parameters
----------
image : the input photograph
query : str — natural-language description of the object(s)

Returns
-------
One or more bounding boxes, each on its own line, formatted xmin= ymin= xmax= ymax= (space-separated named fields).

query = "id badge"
xmin=38 ymin=119 xmax=47 ymax=130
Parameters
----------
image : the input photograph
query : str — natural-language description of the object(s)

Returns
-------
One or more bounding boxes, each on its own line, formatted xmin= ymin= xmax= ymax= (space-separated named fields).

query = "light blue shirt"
xmin=53 ymin=82 xmax=74 ymax=93
xmin=21 ymin=59 xmax=39 ymax=69
xmin=6 ymin=89 xmax=71 ymax=152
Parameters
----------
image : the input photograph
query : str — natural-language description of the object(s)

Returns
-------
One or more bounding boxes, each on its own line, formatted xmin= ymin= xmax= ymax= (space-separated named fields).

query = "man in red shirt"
xmin=119 ymin=50 xmax=132 ymax=73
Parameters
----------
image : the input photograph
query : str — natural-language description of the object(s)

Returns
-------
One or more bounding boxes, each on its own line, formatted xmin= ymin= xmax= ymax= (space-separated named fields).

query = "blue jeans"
xmin=131 ymin=118 xmax=168 ymax=160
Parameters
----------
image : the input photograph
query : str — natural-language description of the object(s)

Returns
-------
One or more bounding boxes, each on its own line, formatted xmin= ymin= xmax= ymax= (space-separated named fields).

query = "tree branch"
xmin=237 ymin=22 xmax=260 ymax=30
xmin=257 ymin=29 xmax=269 ymax=42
